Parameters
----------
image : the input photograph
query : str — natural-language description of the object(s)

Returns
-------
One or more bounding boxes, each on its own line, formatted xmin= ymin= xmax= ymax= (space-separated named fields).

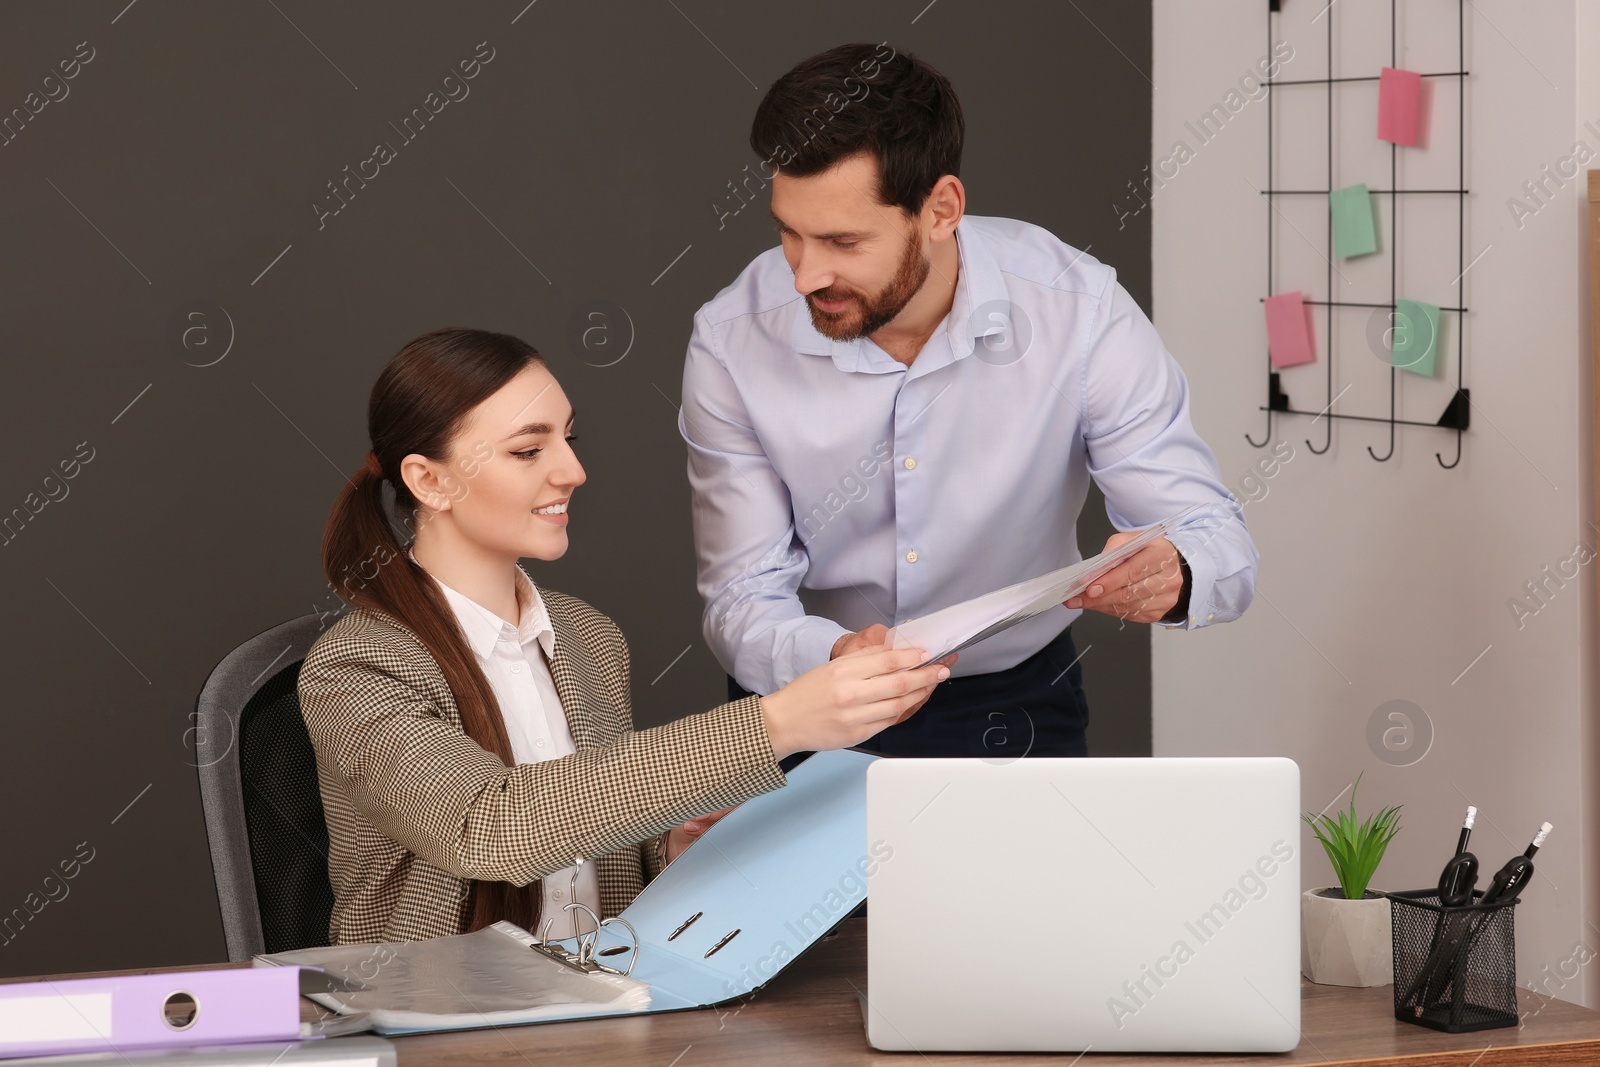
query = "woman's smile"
xmin=533 ymin=497 xmax=569 ymax=525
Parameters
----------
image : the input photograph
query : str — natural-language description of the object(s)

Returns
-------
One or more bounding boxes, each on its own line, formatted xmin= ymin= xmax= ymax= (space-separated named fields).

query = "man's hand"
xmin=831 ymin=623 xmax=890 ymax=659
xmin=665 ymin=805 xmax=738 ymax=865
xmin=1065 ymin=534 xmax=1188 ymax=624
xmin=831 ymin=624 xmax=956 ymax=724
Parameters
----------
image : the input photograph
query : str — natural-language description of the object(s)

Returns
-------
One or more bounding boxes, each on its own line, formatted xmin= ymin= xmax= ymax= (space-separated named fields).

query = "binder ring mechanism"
xmin=529 ymin=858 xmax=641 ymax=978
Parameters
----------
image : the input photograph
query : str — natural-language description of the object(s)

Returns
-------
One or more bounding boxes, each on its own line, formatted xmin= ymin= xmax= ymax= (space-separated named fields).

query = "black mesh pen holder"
xmin=1388 ymin=889 xmax=1518 ymax=1032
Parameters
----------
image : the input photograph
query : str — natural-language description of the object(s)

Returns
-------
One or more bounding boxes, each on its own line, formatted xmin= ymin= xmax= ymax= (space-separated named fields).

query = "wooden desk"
xmin=12 ymin=920 xmax=1600 ymax=1065
xmin=384 ymin=920 xmax=1600 ymax=1066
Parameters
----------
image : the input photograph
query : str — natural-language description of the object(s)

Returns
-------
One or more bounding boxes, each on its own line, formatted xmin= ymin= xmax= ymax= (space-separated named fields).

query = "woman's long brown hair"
xmin=320 ymin=327 xmax=546 ymax=934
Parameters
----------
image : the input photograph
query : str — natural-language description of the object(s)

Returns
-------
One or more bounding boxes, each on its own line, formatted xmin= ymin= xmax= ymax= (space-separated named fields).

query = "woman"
xmin=298 ymin=328 xmax=947 ymax=946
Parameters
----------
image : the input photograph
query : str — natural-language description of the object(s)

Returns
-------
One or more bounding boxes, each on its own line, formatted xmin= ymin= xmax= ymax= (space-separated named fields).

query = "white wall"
xmin=1151 ymin=0 xmax=1599 ymax=1006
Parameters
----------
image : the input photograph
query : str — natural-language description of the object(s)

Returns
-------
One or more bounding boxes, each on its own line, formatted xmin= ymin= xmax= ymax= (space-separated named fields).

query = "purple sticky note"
xmin=1378 ymin=67 xmax=1423 ymax=146
xmin=1264 ymin=292 xmax=1315 ymax=369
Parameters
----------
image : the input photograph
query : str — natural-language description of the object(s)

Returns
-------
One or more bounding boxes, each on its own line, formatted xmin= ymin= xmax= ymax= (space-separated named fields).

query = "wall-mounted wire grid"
xmin=1247 ymin=0 xmax=1470 ymax=468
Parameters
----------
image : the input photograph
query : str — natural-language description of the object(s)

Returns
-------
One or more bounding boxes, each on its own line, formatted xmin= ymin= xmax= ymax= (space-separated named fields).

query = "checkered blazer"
xmin=297 ymin=585 xmax=787 ymax=945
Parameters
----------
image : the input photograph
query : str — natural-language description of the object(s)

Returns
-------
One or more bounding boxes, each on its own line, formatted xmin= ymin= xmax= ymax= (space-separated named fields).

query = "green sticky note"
xmin=1390 ymin=298 xmax=1439 ymax=376
xmin=1330 ymin=184 xmax=1378 ymax=258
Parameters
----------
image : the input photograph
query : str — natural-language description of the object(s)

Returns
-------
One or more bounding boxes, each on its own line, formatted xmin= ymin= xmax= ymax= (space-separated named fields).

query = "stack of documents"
xmin=890 ymin=504 xmax=1203 ymax=663
xmin=262 ymin=922 xmax=651 ymax=1031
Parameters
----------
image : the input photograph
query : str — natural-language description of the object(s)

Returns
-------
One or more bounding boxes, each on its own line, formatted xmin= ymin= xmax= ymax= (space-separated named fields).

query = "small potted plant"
xmin=1302 ymin=775 xmax=1403 ymax=986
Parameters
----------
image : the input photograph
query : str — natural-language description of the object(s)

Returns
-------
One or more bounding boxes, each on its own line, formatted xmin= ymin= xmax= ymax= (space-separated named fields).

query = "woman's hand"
xmin=831 ymin=624 xmax=957 ymax=726
xmin=759 ymin=645 xmax=950 ymax=760
xmin=663 ymin=805 xmax=738 ymax=865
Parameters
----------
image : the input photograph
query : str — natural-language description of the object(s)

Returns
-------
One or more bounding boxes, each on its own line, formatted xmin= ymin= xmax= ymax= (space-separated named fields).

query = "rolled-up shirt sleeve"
xmin=1079 ymin=274 xmax=1259 ymax=627
xmin=680 ymin=310 xmax=849 ymax=693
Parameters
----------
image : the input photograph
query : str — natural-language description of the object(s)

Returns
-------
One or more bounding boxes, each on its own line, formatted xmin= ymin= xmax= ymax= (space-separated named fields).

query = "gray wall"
xmin=0 ymin=0 xmax=1151 ymax=976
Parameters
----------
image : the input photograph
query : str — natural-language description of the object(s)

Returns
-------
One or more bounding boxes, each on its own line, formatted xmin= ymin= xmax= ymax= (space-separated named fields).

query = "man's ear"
xmin=924 ymin=175 xmax=965 ymax=241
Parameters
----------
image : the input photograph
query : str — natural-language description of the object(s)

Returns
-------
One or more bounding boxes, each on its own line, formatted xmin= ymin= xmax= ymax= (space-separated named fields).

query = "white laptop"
xmin=864 ymin=757 xmax=1302 ymax=1053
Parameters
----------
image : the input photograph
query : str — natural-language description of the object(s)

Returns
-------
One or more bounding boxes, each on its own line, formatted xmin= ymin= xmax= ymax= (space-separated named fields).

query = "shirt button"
xmin=903 ymin=457 xmax=917 ymax=470
xmin=554 ymin=889 xmax=564 ymax=900
xmin=510 ymin=664 xmax=522 ymax=674
xmin=1206 ymin=613 xmax=1215 ymax=622
xmin=536 ymin=738 xmax=546 ymax=748
xmin=906 ymin=550 xmax=919 ymax=563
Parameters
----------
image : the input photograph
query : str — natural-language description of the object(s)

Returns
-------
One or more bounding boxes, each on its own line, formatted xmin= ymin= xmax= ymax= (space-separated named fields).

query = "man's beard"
xmin=806 ymin=229 xmax=931 ymax=342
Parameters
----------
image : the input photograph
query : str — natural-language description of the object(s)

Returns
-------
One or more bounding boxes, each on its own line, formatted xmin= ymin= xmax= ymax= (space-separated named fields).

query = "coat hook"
xmin=1436 ymin=428 xmax=1463 ymax=469
xmin=1246 ymin=408 xmax=1274 ymax=448
xmin=1306 ymin=418 xmax=1332 ymax=455
xmin=1367 ymin=421 xmax=1396 ymax=462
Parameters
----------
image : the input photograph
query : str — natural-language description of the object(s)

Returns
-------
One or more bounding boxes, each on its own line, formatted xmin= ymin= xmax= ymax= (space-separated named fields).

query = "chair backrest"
xmin=193 ymin=611 xmax=342 ymax=960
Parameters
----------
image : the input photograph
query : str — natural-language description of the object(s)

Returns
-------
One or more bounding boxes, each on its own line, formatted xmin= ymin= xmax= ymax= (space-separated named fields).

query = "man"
xmin=679 ymin=42 xmax=1258 ymax=758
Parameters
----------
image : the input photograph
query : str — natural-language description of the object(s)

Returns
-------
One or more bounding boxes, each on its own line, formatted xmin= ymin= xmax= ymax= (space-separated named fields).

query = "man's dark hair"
xmin=750 ymin=42 xmax=964 ymax=217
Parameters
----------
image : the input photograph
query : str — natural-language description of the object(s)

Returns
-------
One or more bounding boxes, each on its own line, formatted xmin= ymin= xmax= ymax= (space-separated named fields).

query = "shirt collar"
xmin=407 ymin=547 xmax=556 ymax=660
xmin=789 ymin=218 xmax=1011 ymax=371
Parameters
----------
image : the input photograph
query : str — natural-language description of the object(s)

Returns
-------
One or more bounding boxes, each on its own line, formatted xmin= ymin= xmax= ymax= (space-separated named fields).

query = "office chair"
xmin=193 ymin=610 xmax=343 ymax=960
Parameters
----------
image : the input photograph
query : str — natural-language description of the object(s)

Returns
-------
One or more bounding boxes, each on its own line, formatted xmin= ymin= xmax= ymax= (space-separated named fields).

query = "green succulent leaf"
xmin=1301 ymin=773 xmax=1402 ymax=899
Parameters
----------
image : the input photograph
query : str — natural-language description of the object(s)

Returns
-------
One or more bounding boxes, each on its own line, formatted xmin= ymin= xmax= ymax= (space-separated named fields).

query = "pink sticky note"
xmin=1264 ymin=291 xmax=1315 ymax=369
xmin=1378 ymin=67 xmax=1423 ymax=146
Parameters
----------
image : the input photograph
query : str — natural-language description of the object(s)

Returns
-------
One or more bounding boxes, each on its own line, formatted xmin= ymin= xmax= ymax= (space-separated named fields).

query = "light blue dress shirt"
xmin=680 ymin=214 xmax=1258 ymax=696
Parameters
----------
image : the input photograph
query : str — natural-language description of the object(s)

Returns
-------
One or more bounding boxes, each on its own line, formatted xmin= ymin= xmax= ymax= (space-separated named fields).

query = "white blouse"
xmin=411 ymin=551 xmax=602 ymax=939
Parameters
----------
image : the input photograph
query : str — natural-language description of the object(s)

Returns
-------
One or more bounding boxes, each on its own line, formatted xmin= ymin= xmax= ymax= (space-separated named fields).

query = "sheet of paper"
xmin=889 ymin=504 xmax=1205 ymax=665
xmin=1391 ymin=298 xmax=1440 ymax=376
xmin=1331 ymin=183 xmax=1378 ymax=258
xmin=1378 ymin=67 xmax=1423 ymax=146
xmin=1264 ymin=291 xmax=1315 ymax=369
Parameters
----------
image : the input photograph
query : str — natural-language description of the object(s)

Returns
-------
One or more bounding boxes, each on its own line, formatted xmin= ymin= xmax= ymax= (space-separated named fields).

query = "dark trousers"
xmin=727 ymin=625 xmax=1090 ymax=759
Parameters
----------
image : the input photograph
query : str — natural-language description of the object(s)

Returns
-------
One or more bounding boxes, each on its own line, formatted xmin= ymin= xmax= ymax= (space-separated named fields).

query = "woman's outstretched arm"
xmin=298 ymin=620 xmax=785 ymax=887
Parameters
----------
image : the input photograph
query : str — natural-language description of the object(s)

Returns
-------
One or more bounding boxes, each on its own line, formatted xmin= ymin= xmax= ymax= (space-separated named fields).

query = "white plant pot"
xmin=1301 ymin=888 xmax=1393 ymax=987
